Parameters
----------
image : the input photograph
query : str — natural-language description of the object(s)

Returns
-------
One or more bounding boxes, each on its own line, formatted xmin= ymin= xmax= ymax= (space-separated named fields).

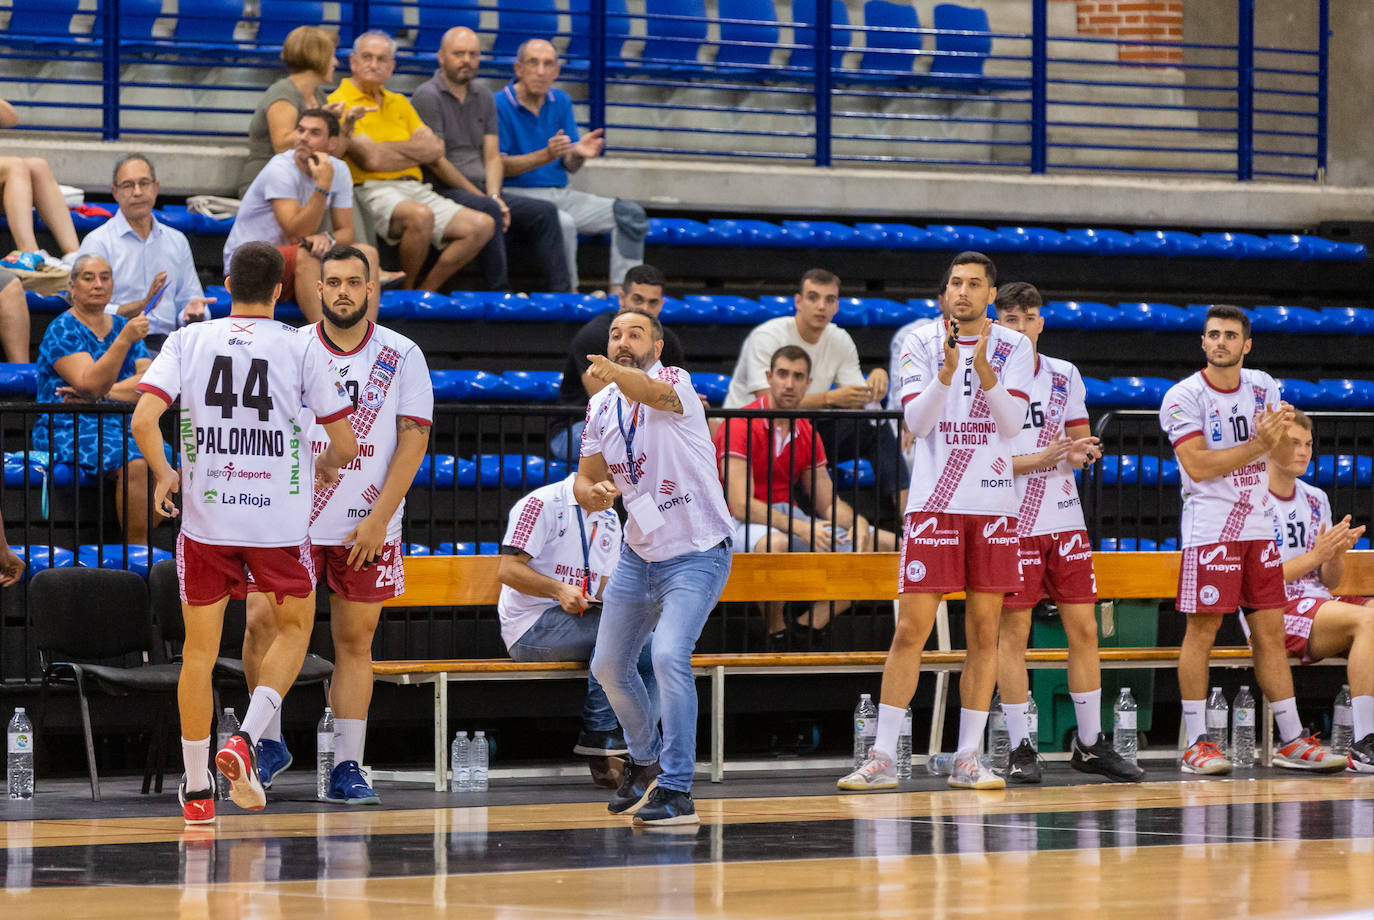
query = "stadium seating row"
xmin=37 ymin=207 xmax=1366 ymax=262
xmin=1099 ymin=536 xmax=1373 ymax=552
xmin=1096 ymin=453 xmax=1374 ymax=489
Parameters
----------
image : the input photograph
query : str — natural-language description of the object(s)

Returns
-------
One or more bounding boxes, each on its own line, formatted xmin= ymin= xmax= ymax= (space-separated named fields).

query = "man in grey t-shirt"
xmin=411 ymin=27 xmax=570 ymax=292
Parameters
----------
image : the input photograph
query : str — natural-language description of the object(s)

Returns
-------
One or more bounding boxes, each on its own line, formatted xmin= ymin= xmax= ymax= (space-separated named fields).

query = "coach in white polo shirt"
xmin=577 ymin=308 xmax=733 ymax=828
xmin=497 ymin=473 xmax=656 ymax=785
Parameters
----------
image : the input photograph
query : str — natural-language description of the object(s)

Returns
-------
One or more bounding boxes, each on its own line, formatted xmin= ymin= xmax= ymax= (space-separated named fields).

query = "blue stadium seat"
xmin=695 ymin=372 xmax=731 ymax=404
xmin=1039 ymin=301 xmax=1091 ymax=330
xmin=1314 ymin=455 xmax=1374 ymax=487
xmin=1048 ymin=301 xmax=1115 ymax=329
xmin=430 ymin=371 xmax=474 ymax=401
xmin=789 ymin=0 xmax=851 ymax=74
xmin=23 ymin=291 xmax=68 ymax=314
xmin=715 ymin=0 xmax=781 ymax=74
xmin=1320 ymin=379 xmax=1374 ymax=408
xmin=1250 ymin=305 xmax=1324 ymax=334
xmin=996 ymin=226 xmax=1069 ymax=253
xmin=375 ymin=289 xmax=410 ymax=321
xmin=119 ymin=0 xmax=167 ymax=51
xmin=686 ymin=295 xmax=752 ymax=324
xmin=77 ymin=544 xmax=174 ymax=579
xmin=1081 ymin=377 xmax=1117 ymax=407
xmin=255 ymin=1 xmax=325 ymax=48
xmin=647 ymin=217 xmax=715 ymax=244
xmin=1319 ymin=307 xmax=1374 ymax=333
xmin=1065 ymin=228 xmax=1139 ymax=255
xmin=491 ymin=0 xmax=559 ymax=63
xmin=641 ymin=0 xmax=710 ymax=70
xmin=835 ymin=298 xmax=869 ymax=327
xmin=660 ymin=296 xmax=719 ymax=324
xmin=502 ymin=371 xmax=563 ymax=402
xmin=413 ymin=454 xmax=457 ymax=488
xmin=174 ymin=0 xmax=248 ymax=53
xmin=833 ymin=458 xmax=875 ymax=487
xmin=852 ymin=223 xmax=933 ymax=249
xmin=1100 ymin=455 xmax=1164 ymax=486
xmin=1099 ymin=537 xmax=1159 ymax=552
xmin=925 ymin=224 xmax=1001 ymax=250
xmin=485 ymin=292 xmax=574 ymax=321
xmin=20 ymin=545 xmax=75 ymax=579
xmin=49 ymin=464 xmax=98 ymax=487
xmin=414 ymin=0 xmax=480 ymax=52
xmin=152 ymin=206 xmax=198 ymax=235
xmin=7 ymin=1 xmax=83 ymax=47
xmin=3 ymin=451 xmax=46 ymax=486
xmin=782 ymin=220 xmax=865 ymax=248
xmin=904 ymin=298 xmax=941 ymax=319
xmin=1115 ymin=302 xmax=1190 ymax=330
xmin=1200 ymin=232 xmax=1273 ymax=258
xmin=567 ymin=0 xmax=633 ymax=71
xmin=707 ymin=218 xmax=785 ymax=245
xmin=192 ymin=212 xmax=235 ymax=236
xmin=757 ymin=295 xmax=798 ymax=320
xmin=469 ymin=454 xmax=569 ymax=488
xmin=857 ymin=0 xmax=922 ymax=81
xmin=0 ymin=364 xmax=38 ymax=397
xmin=445 ymin=542 xmax=502 ymax=555
xmin=865 ymin=298 xmax=919 ymax=326
xmin=1107 ymin=302 xmax=1155 ymax=330
xmin=1274 ymin=378 xmax=1324 ymax=408
xmin=1109 ymin=377 xmax=1171 ymax=408
xmin=1266 ymin=234 xmax=1366 ymax=261
xmin=407 ymin=291 xmax=484 ymax=320
xmin=1136 ymin=230 xmax=1206 ymax=256
xmin=722 ymin=297 xmax=771 ymax=324
xmin=930 ymin=3 xmax=1027 ymax=90
xmin=404 ymin=543 xmax=433 ymax=556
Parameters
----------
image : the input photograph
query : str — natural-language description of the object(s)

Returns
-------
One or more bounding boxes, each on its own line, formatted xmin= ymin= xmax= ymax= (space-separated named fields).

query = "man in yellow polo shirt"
xmin=330 ymin=30 xmax=493 ymax=291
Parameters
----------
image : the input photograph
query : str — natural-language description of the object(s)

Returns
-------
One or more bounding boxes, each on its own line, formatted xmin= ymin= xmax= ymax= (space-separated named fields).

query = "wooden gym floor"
xmin=2 ymin=765 xmax=1373 ymax=919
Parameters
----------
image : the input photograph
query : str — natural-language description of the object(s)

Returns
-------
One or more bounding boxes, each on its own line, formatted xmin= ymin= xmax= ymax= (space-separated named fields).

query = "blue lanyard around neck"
xmin=574 ymin=505 xmax=594 ymax=594
xmin=615 ymin=398 xmax=640 ymax=485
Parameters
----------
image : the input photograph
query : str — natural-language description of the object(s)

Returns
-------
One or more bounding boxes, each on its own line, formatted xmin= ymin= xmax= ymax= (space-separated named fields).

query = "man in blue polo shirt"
xmin=495 ymin=38 xmax=647 ymax=293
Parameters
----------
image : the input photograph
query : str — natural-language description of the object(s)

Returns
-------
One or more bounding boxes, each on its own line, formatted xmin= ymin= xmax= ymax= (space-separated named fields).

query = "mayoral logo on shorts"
xmin=905 ymin=560 xmax=927 ymax=583
xmin=1198 ymin=584 xmax=1221 ymax=605
xmin=360 ymin=383 xmax=385 ymax=410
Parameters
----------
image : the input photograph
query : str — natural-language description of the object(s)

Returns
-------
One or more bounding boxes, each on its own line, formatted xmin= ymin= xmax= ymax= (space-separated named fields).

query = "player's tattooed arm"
xmin=654 ymin=387 xmax=682 ymax=413
xmin=397 ymin=416 xmax=425 ymax=434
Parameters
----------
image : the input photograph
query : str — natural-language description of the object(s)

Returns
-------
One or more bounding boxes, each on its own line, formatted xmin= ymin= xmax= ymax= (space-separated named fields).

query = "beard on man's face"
xmin=322 ymin=295 xmax=368 ymax=329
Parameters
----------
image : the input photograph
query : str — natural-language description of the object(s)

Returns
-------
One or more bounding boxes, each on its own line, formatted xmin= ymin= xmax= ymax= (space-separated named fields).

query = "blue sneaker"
xmin=633 ymin=787 xmax=699 ymax=826
xmin=325 ymin=760 xmax=381 ymax=806
xmin=256 ymin=737 xmax=293 ymax=789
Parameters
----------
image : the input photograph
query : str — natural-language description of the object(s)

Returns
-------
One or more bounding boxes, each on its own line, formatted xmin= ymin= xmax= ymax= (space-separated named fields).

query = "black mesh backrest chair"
xmin=148 ymin=559 xmax=333 ymax=707
xmin=31 ymin=567 xmax=182 ymax=801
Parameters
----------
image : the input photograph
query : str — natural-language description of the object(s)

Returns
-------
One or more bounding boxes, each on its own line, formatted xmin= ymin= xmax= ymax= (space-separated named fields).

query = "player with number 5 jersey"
xmin=132 ymin=242 xmax=357 ymax=825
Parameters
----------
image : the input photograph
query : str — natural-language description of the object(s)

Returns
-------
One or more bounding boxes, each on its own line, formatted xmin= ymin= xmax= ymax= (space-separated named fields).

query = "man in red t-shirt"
xmin=713 ymin=345 xmax=896 ymax=638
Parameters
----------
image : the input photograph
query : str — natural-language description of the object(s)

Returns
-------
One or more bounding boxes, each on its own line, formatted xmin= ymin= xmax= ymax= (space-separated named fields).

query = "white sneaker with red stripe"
xmin=1180 ymin=739 xmax=1232 ymax=775
xmin=1272 ymin=734 xmax=1346 ymax=772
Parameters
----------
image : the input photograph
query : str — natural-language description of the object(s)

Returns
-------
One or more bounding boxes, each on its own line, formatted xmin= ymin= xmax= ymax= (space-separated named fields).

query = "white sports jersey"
xmin=896 ymin=320 xmax=1034 ymax=517
xmin=303 ymin=322 xmax=434 ymax=544
xmin=497 ymin=475 xmax=622 ymax=649
xmin=581 ymin=362 xmax=734 ymax=561
xmin=1009 ymin=354 xmax=1090 ymax=537
xmin=1159 ymin=368 xmax=1281 ymax=548
xmin=137 ymin=313 xmax=352 ymax=547
xmin=1270 ymin=477 xmax=1332 ymax=601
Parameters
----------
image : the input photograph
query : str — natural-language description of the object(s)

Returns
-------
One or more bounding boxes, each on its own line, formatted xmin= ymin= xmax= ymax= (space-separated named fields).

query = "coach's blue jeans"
xmin=591 ymin=541 xmax=732 ymax=793
xmin=508 ymin=605 xmax=656 ymax=733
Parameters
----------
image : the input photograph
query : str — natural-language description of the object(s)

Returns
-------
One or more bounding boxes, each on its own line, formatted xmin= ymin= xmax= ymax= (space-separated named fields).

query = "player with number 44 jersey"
xmin=132 ymin=242 xmax=358 ymax=824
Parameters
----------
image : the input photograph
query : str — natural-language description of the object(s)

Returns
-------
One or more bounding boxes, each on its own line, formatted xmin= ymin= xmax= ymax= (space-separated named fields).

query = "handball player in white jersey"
xmin=242 ymin=244 xmax=432 ymax=805
xmin=839 ymin=252 xmax=1033 ymax=793
xmin=131 ymin=241 xmax=357 ymax=823
xmin=1160 ymin=304 xmax=1343 ymax=775
xmin=1259 ymin=409 xmax=1374 ymax=771
xmin=993 ymin=282 xmax=1143 ymax=784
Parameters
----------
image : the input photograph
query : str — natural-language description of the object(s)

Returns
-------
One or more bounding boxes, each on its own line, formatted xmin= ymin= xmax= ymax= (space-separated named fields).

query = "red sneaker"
xmin=1180 ymin=739 xmax=1232 ymax=775
xmin=179 ymin=775 xmax=215 ymax=825
xmin=215 ymin=731 xmax=266 ymax=810
xmin=1273 ymin=735 xmax=1347 ymax=773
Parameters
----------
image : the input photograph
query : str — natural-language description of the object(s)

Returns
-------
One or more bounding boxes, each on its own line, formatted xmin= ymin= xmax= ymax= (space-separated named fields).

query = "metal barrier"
xmin=0 ymin=0 xmax=1327 ymax=180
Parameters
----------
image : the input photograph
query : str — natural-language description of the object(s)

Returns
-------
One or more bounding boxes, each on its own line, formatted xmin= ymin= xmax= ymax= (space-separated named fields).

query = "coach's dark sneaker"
xmin=1006 ymin=738 xmax=1042 ymax=784
xmin=608 ymin=760 xmax=661 ymax=815
xmin=1071 ymin=731 xmax=1145 ymax=782
xmin=256 ymin=737 xmax=293 ymax=789
xmin=1348 ymin=734 xmax=1374 ymax=774
xmin=325 ymin=760 xmax=381 ymax=805
xmin=633 ymin=787 xmax=699 ymax=827
xmin=574 ymin=728 xmax=629 ymax=757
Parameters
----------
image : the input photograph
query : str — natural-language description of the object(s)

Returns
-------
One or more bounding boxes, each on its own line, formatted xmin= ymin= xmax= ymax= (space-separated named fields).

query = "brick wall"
xmin=1069 ymin=0 xmax=1184 ymax=64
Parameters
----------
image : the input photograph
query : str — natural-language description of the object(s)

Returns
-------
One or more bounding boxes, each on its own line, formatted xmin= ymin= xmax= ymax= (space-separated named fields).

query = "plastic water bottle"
xmin=1113 ymin=688 xmax=1138 ymax=766
xmin=852 ymin=693 xmax=877 ymax=767
xmin=926 ymin=752 xmax=956 ymax=776
xmin=896 ymin=708 xmax=913 ymax=779
xmin=1027 ymin=694 xmax=1039 ymax=751
xmin=316 ymin=707 xmax=335 ymax=800
xmin=1205 ymin=687 xmax=1230 ymax=756
xmin=471 ymin=731 xmax=489 ymax=792
xmin=1332 ymin=684 xmax=1354 ymax=755
xmin=987 ymin=692 xmax=1010 ymax=772
xmin=215 ymin=708 xmax=239 ymax=799
xmin=449 ymin=731 xmax=469 ymax=792
xmin=7 ymin=708 xmax=34 ymax=800
xmin=1232 ymin=685 xmax=1257 ymax=769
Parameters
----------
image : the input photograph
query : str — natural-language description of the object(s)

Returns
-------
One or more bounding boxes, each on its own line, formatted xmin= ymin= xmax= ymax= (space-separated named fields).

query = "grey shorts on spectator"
xmin=354 ymin=179 xmax=466 ymax=249
xmin=732 ymin=503 xmax=852 ymax=553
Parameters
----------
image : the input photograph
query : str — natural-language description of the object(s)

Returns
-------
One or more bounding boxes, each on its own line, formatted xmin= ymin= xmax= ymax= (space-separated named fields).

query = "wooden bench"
xmin=372 ymin=551 xmax=1374 ymax=788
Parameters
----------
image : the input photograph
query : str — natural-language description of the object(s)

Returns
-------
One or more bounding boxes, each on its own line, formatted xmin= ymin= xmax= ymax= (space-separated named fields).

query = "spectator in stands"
xmin=497 ymin=473 xmax=655 ymax=788
xmin=551 ymin=264 xmax=684 ymax=460
xmin=76 ymin=155 xmax=214 ymax=353
xmin=724 ymin=268 xmax=905 ymax=505
xmin=411 ymin=27 xmax=570 ymax=293
xmin=0 ymin=508 xmax=22 ymax=586
xmin=495 ymin=39 xmax=647 ymax=293
xmin=224 ymin=109 xmax=383 ymax=323
xmin=0 ymin=97 xmax=80 ymax=272
xmin=239 ymin=25 xmax=355 ymax=196
xmin=330 ymin=31 xmax=494 ymax=292
xmin=32 ymin=254 xmax=164 ymax=544
xmin=0 ymin=269 xmax=30 ymax=362
xmin=714 ymin=345 xmax=897 ymax=641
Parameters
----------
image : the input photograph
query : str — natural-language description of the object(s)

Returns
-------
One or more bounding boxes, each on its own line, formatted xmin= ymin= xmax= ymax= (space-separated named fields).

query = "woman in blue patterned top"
xmin=32 ymin=254 xmax=163 ymax=543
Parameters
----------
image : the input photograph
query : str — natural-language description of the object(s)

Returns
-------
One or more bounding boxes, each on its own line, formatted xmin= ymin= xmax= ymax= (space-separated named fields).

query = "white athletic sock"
xmin=240 ymin=686 xmax=284 ymax=745
xmin=334 ymin=718 xmax=366 ymax=765
xmin=1354 ymin=696 xmax=1374 ymax=740
xmin=1271 ymin=697 xmax=1303 ymax=744
xmin=956 ymin=708 xmax=988 ymax=755
xmin=181 ymin=736 xmax=211 ymax=792
xmin=1181 ymin=699 xmax=1206 ymax=745
xmin=875 ymin=703 xmax=903 ymax=758
xmin=265 ymin=701 xmax=284 ymax=742
xmin=1072 ymin=689 xmax=1102 ymax=742
xmin=1003 ymin=702 xmax=1029 ymax=747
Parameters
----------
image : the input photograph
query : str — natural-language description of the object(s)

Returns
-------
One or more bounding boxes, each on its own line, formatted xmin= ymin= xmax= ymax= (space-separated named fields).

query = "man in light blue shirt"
xmin=76 ymin=155 xmax=213 ymax=350
xmin=495 ymin=39 xmax=646 ymax=293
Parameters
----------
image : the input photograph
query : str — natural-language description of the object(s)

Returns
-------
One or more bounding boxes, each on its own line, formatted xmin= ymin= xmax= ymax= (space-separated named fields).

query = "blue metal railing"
xmin=0 ymin=0 xmax=1328 ymax=181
